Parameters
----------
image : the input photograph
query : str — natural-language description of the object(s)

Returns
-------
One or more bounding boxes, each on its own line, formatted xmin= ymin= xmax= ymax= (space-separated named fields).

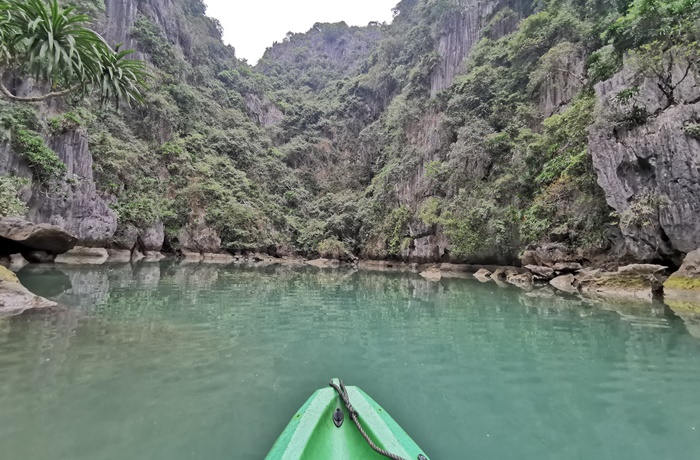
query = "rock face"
xmin=245 ymin=94 xmax=284 ymax=127
xmin=0 ymin=129 xmax=118 ymax=247
xmin=589 ymin=65 xmax=700 ymax=263
xmin=0 ymin=266 xmax=56 ymax=316
xmin=0 ymin=217 xmax=77 ymax=256
xmin=112 ymin=221 xmax=165 ymax=252
xmin=430 ymin=0 xmax=516 ymax=97
xmin=177 ymin=220 xmax=222 ymax=253
xmin=521 ymin=244 xmax=579 ymax=268
xmin=538 ymin=44 xmax=586 ymax=116
xmin=37 ymin=130 xmax=117 ymax=246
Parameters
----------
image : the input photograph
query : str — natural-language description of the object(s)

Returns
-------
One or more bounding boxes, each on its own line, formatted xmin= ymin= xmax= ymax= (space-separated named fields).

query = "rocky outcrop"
xmin=112 ymin=221 xmax=165 ymax=252
xmin=590 ymin=64 xmax=700 ymax=263
xmin=176 ymin=216 xmax=221 ymax=253
xmin=550 ymin=274 xmax=577 ymax=294
xmin=664 ymin=249 xmax=700 ymax=304
xmin=577 ymin=270 xmax=664 ymax=302
xmin=0 ymin=266 xmax=56 ymax=316
xmin=0 ymin=217 xmax=77 ymax=257
xmin=245 ymin=94 xmax=284 ymax=127
xmin=521 ymin=243 xmax=580 ymax=267
xmin=538 ymin=44 xmax=586 ymax=116
xmin=0 ymin=128 xmax=118 ymax=247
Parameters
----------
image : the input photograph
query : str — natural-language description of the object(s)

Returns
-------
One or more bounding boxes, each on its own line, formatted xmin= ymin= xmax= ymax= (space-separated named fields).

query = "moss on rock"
xmin=664 ymin=276 xmax=700 ymax=291
xmin=0 ymin=266 xmax=19 ymax=283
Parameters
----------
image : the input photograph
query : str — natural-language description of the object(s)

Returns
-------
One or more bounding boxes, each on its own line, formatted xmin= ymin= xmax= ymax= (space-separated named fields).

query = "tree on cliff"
xmin=0 ymin=0 xmax=148 ymax=105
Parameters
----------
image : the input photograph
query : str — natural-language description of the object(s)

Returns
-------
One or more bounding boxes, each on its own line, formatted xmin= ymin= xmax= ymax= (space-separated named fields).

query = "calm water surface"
xmin=1 ymin=263 xmax=700 ymax=460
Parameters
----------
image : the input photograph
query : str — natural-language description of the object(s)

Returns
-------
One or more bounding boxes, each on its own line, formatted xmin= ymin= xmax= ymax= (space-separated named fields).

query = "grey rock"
xmin=590 ymin=64 xmax=700 ymax=262
xmin=107 ymin=249 xmax=133 ymax=263
xmin=245 ymin=94 xmax=284 ymax=127
xmin=577 ymin=271 xmax=663 ymax=302
xmin=9 ymin=254 xmax=29 ymax=271
xmin=617 ymin=264 xmax=668 ymax=275
xmin=306 ymin=258 xmax=340 ymax=269
xmin=507 ymin=272 xmax=533 ymax=288
xmin=550 ymin=274 xmax=578 ymax=294
xmin=55 ymin=247 xmax=109 ymax=265
xmin=526 ymin=265 xmax=555 ymax=280
xmin=538 ymin=44 xmax=586 ymax=116
xmin=0 ymin=280 xmax=57 ymax=316
xmin=553 ymin=262 xmax=583 ymax=274
xmin=0 ymin=217 xmax=77 ymax=255
xmin=474 ymin=268 xmax=492 ymax=282
xmin=664 ymin=249 xmax=700 ymax=297
xmin=430 ymin=0 xmax=509 ymax=97
xmin=177 ymin=220 xmax=221 ymax=253
xmin=32 ymin=130 xmax=117 ymax=246
xmin=521 ymin=244 xmax=578 ymax=268
xmin=111 ymin=223 xmax=139 ymax=250
xmin=141 ymin=220 xmax=165 ymax=252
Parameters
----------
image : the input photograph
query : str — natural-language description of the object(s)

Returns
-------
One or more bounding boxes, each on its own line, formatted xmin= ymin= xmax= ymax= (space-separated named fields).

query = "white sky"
xmin=203 ymin=0 xmax=398 ymax=63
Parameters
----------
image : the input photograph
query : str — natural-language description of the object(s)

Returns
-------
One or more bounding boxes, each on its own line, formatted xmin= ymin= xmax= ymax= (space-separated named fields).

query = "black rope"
xmin=329 ymin=379 xmax=407 ymax=460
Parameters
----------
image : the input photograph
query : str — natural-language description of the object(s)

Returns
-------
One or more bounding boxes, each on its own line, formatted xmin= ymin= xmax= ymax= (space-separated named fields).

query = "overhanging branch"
xmin=0 ymin=80 xmax=80 ymax=102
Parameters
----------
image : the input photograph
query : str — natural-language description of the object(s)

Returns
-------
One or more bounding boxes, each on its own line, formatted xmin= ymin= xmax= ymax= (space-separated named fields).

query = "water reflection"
xmin=2 ymin=264 xmax=700 ymax=460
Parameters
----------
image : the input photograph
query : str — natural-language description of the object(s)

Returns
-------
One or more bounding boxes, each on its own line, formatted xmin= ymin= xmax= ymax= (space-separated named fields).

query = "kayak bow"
xmin=266 ymin=379 xmax=430 ymax=460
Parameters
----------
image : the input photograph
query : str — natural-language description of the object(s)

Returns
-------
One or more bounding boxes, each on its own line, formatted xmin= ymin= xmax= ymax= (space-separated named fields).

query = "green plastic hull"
xmin=266 ymin=381 xmax=429 ymax=459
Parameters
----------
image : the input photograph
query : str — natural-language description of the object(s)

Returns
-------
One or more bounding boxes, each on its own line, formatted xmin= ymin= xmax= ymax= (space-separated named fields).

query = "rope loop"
xmin=329 ymin=379 xmax=408 ymax=460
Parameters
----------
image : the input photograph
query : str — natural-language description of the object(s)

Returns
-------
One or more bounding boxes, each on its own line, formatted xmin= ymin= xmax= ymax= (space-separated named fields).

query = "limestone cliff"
xmin=590 ymin=65 xmax=700 ymax=264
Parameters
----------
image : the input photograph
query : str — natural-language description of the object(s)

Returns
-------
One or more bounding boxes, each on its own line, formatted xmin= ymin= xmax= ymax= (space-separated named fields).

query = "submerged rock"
xmin=306 ymin=258 xmax=340 ymax=269
xmin=420 ymin=268 xmax=442 ymax=282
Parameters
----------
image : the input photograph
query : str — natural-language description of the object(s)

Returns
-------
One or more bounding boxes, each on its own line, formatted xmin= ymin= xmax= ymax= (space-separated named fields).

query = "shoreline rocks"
xmin=55 ymin=247 xmax=109 ymax=265
xmin=0 ymin=266 xmax=56 ymax=316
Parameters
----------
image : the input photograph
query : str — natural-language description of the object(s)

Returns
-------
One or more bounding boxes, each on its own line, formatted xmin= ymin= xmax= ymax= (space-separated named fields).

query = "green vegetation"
xmin=0 ymin=0 xmax=697 ymax=260
xmin=0 ymin=175 xmax=27 ymax=217
xmin=0 ymin=0 xmax=148 ymax=105
xmin=12 ymin=129 xmax=67 ymax=182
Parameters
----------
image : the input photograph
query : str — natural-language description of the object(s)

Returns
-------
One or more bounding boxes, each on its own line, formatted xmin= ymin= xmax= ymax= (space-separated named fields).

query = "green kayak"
xmin=266 ymin=379 xmax=430 ymax=460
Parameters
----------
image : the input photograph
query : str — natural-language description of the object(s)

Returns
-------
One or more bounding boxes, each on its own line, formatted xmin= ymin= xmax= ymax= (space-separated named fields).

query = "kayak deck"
xmin=266 ymin=381 xmax=429 ymax=459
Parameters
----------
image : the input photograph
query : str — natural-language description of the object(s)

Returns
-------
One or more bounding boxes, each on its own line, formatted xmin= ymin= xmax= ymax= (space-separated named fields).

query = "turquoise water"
xmin=1 ymin=263 xmax=700 ymax=460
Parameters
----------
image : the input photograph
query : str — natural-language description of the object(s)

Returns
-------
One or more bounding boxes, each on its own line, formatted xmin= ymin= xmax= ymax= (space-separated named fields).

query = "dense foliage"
xmin=1 ymin=0 xmax=698 ymax=260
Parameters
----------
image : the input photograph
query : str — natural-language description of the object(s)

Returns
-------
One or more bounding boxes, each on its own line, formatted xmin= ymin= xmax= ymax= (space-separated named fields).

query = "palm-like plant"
xmin=0 ymin=0 xmax=148 ymax=105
